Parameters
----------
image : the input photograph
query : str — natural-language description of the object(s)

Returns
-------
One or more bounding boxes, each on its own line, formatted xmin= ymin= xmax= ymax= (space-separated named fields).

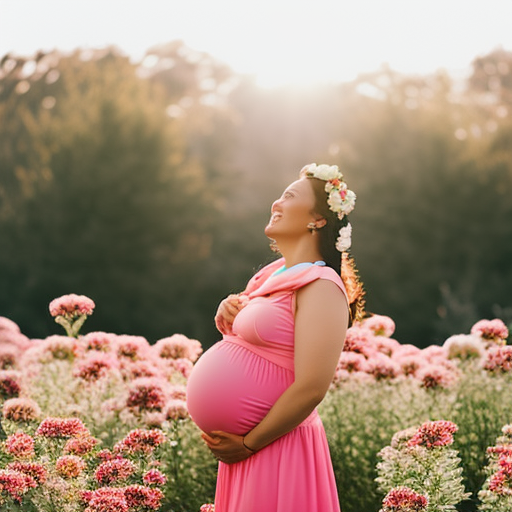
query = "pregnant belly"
xmin=186 ymin=340 xmax=292 ymax=435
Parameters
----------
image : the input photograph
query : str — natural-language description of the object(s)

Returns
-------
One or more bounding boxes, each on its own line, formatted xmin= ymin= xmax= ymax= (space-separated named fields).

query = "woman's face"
xmin=264 ymin=178 xmax=320 ymax=239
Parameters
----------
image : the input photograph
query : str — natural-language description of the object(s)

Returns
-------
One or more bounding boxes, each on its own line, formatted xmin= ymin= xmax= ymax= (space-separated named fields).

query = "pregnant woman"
xmin=186 ymin=163 xmax=364 ymax=512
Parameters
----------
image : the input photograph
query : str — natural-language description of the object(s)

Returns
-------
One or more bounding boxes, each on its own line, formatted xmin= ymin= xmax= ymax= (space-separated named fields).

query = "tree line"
xmin=1 ymin=42 xmax=511 ymax=347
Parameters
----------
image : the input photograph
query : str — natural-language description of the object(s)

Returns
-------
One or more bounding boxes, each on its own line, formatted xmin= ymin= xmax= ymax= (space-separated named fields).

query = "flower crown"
xmin=302 ymin=163 xmax=356 ymax=252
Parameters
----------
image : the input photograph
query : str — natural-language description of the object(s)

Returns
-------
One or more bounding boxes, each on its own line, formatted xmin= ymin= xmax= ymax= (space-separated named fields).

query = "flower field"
xmin=1 ymin=295 xmax=512 ymax=511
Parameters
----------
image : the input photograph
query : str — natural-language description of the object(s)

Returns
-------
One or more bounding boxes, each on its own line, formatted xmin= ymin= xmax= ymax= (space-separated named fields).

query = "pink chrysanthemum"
xmin=337 ymin=351 xmax=370 ymax=373
xmin=416 ymin=364 xmax=456 ymax=389
xmin=114 ymin=429 xmax=166 ymax=456
xmin=0 ymin=468 xmax=37 ymax=502
xmin=0 ymin=346 xmax=19 ymax=370
xmin=169 ymin=384 xmax=187 ymax=400
xmin=56 ymin=455 xmax=87 ymax=478
xmin=83 ymin=486 xmax=128 ymax=512
xmin=4 ymin=432 xmax=35 ymax=459
xmin=200 ymin=505 xmax=216 ymax=512
xmin=124 ymin=484 xmax=164 ymax=510
xmin=483 ymin=346 xmax=512 ymax=373
xmin=120 ymin=360 xmax=162 ymax=381
xmin=153 ymin=334 xmax=203 ymax=362
xmin=161 ymin=357 xmax=194 ymax=379
xmin=116 ymin=335 xmax=151 ymax=361
xmin=420 ymin=344 xmax=448 ymax=363
xmin=393 ymin=355 xmax=424 ymax=377
xmin=41 ymin=335 xmax=78 ymax=361
xmin=7 ymin=461 xmax=47 ymax=485
xmin=343 ymin=326 xmax=374 ymax=353
xmin=35 ymin=417 xmax=88 ymax=438
xmin=64 ymin=433 xmax=99 ymax=455
xmin=443 ymin=334 xmax=486 ymax=360
xmin=49 ymin=294 xmax=95 ymax=319
xmin=95 ymin=458 xmax=136 ymax=485
xmin=367 ymin=354 xmax=401 ymax=380
xmin=471 ymin=318 xmax=509 ymax=343
xmin=407 ymin=420 xmax=458 ymax=448
xmin=373 ymin=337 xmax=401 ymax=357
xmin=381 ymin=486 xmax=428 ymax=511
xmin=126 ymin=377 xmax=168 ymax=411
xmin=363 ymin=314 xmax=396 ymax=338
xmin=73 ymin=352 xmax=118 ymax=381
xmin=0 ymin=370 xmax=22 ymax=399
xmin=81 ymin=332 xmax=117 ymax=352
xmin=143 ymin=468 xmax=167 ymax=486
xmin=166 ymin=399 xmax=189 ymax=421
xmin=0 ymin=317 xmax=21 ymax=333
xmin=488 ymin=445 xmax=512 ymax=458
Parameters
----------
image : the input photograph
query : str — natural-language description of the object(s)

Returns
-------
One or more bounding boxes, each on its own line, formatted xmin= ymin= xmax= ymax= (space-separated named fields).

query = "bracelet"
xmin=242 ymin=437 xmax=257 ymax=454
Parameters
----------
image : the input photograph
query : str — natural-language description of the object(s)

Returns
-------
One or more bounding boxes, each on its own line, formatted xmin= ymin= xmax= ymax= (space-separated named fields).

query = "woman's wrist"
xmin=242 ymin=436 xmax=257 ymax=454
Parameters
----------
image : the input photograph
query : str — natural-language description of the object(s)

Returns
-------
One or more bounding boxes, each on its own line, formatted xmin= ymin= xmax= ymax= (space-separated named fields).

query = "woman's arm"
xmin=203 ymin=279 xmax=348 ymax=463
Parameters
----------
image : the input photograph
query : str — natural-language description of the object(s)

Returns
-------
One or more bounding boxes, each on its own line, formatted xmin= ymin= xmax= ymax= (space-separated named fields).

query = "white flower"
xmin=336 ymin=223 xmax=352 ymax=252
xmin=340 ymin=190 xmax=357 ymax=215
xmin=314 ymin=164 xmax=341 ymax=181
xmin=327 ymin=191 xmax=343 ymax=211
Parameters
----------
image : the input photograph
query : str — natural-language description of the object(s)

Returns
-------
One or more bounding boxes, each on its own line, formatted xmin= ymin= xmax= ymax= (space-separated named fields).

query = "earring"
xmin=307 ymin=222 xmax=318 ymax=232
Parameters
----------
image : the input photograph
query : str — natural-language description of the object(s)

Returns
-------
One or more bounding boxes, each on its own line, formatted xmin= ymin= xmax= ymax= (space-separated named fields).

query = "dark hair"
xmin=306 ymin=176 xmax=365 ymax=325
xmin=306 ymin=177 xmax=347 ymax=275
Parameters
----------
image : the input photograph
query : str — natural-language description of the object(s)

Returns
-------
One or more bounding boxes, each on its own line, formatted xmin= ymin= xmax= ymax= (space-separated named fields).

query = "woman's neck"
xmin=276 ymin=238 xmax=323 ymax=269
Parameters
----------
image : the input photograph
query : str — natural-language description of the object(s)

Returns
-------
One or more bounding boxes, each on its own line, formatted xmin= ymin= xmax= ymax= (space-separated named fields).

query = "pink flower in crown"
xmin=36 ymin=417 xmax=89 ymax=438
xmin=166 ymin=399 xmax=189 ymax=421
xmin=143 ymin=468 xmax=167 ymax=486
xmin=124 ymin=484 xmax=164 ymax=510
xmin=64 ymin=433 xmax=99 ymax=455
xmin=81 ymin=332 xmax=117 ymax=352
xmin=471 ymin=318 xmax=509 ymax=344
xmin=7 ymin=461 xmax=47 ymax=485
xmin=0 ymin=370 xmax=22 ymax=399
xmin=56 ymin=455 xmax=87 ymax=478
xmin=416 ymin=364 xmax=457 ymax=389
xmin=0 ymin=468 xmax=37 ymax=502
xmin=116 ymin=335 xmax=151 ymax=361
xmin=73 ymin=352 xmax=118 ymax=382
xmin=49 ymin=294 xmax=95 ymax=319
xmin=363 ymin=314 xmax=396 ymax=338
xmin=337 ymin=352 xmax=370 ymax=373
xmin=381 ymin=486 xmax=428 ymax=511
xmin=0 ymin=317 xmax=21 ymax=333
xmin=83 ymin=486 xmax=128 ymax=512
xmin=126 ymin=377 xmax=168 ymax=411
xmin=95 ymin=458 xmax=136 ymax=485
xmin=5 ymin=432 xmax=35 ymax=459
xmin=153 ymin=334 xmax=203 ymax=362
xmin=483 ymin=346 xmax=512 ymax=373
xmin=114 ymin=429 xmax=166 ymax=456
xmin=367 ymin=354 xmax=401 ymax=380
xmin=407 ymin=420 xmax=458 ymax=449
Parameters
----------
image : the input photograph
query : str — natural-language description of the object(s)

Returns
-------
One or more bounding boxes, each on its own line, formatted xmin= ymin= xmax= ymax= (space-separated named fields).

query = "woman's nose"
xmin=271 ymin=198 xmax=282 ymax=212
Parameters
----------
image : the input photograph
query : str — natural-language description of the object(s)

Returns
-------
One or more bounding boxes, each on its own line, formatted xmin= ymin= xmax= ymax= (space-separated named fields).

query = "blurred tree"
xmin=0 ymin=47 xmax=236 ymax=343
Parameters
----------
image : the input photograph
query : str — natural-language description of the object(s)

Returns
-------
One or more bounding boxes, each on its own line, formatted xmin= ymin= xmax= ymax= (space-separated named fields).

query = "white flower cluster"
xmin=302 ymin=163 xmax=356 ymax=252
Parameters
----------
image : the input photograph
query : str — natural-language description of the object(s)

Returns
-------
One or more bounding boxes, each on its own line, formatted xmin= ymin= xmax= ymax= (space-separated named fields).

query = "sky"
xmin=1 ymin=0 xmax=512 ymax=87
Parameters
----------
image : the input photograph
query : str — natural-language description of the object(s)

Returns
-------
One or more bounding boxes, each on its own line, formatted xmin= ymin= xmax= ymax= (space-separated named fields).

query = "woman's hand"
xmin=214 ymin=294 xmax=249 ymax=334
xmin=202 ymin=430 xmax=255 ymax=464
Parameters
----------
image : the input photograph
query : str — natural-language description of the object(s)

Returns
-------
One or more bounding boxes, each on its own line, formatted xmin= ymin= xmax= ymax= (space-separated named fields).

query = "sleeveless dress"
xmin=186 ymin=258 xmax=347 ymax=512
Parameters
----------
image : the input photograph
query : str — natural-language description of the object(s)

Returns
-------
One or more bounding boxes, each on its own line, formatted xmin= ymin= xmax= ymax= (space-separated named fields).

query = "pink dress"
xmin=186 ymin=258 xmax=347 ymax=512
